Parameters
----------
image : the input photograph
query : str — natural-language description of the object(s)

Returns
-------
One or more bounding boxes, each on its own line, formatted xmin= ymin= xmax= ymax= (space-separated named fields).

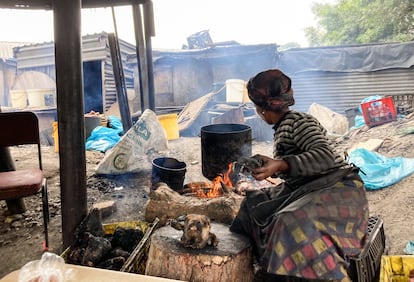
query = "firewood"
xmin=81 ymin=233 xmax=112 ymax=267
xmin=220 ymin=181 xmax=232 ymax=194
xmin=74 ymin=207 xmax=105 ymax=242
xmin=96 ymin=256 xmax=126 ymax=270
xmin=144 ymin=183 xmax=244 ymax=226
xmin=110 ymin=227 xmax=144 ymax=253
xmin=108 ymin=247 xmax=130 ymax=258
xmin=93 ymin=200 xmax=117 ymax=218
xmin=67 ymin=246 xmax=85 ymax=265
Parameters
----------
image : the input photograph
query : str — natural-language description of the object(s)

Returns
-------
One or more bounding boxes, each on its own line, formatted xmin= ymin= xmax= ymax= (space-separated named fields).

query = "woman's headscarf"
xmin=247 ymin=69 xmax=295 ymax=112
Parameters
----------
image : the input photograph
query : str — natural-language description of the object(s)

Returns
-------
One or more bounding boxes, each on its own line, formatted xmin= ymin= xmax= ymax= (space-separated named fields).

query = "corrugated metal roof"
xmin=11 ymin=32 xmax=136 ymax=112
xmin=13 ymin=32 xmax=136 ymax=68
xmin=149 ymin=44 xmax=278 ymax=63
xmin=0 ymin=41 xmax=30 ymax=59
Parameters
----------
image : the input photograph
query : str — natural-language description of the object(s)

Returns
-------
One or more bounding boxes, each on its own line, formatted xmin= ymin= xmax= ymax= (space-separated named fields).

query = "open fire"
xmin=145 ymin=162 xmax=277 ymax=226
xmin=183 ymin=163 xmax=234 ymax=198
xmin=181 ymin=162 xmax=275 ymax=198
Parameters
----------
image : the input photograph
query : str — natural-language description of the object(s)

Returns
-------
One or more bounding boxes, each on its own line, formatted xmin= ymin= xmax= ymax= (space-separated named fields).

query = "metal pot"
xmin=151 ymin=157 xmax=187 ymax=191
xmin=200 ymin=123 xmax=252 ymax=180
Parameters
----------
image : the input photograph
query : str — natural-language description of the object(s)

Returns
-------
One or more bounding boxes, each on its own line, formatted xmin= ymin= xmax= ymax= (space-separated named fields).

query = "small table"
xmin=0 ymin=264 xmax=182 ymax=282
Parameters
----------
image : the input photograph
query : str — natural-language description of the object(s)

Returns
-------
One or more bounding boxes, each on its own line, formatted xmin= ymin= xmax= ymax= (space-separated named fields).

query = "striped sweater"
xmin=273 ymin=111 xmax=348 ymax=187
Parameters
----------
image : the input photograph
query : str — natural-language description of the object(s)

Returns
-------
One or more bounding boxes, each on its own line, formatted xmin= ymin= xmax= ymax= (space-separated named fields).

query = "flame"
xmin=186 ymin=163 xmax=234 ymax=198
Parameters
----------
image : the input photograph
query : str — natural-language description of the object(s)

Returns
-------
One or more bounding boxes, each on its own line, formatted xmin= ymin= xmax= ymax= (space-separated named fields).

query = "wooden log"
xmin=145 ymin=223 xmax=254 ymax=282
xmin=93 ymin=200 xmax=117 ymax=219
xmin=144 ymin=183 xmax=244 ymax=225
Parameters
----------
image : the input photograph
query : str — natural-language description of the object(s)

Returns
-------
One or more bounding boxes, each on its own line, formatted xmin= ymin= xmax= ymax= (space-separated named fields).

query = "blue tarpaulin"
xmin=85 ymin=116 xmax=124 ymax=152
xmin=348 ymin=148 xmax=414 ymax=190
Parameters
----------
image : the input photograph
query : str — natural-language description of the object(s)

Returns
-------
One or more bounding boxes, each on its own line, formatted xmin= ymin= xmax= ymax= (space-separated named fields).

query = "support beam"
xmin=108 ymin=32 xmax=132 ymax=131
xmin=0 ymin=0 xmax=147 ymax=9
xmin=132 ymin=4 xmax=148 ymax=114
xmin=1 ymin=0 xmax=155 ymax=250
xmin=54 ymin=0 xmax=87 ymax=248
xmin=143 ymin=0 xmax=155 ymax=111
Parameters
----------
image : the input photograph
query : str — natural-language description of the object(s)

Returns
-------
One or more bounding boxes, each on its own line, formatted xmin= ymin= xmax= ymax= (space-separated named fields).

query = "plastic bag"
xmin=106 ymin=115 xmax=124 ymax=135
xmin=404 ymin=240 xmax=414 ymax=255
xmin=85 ymin=126 xmax=121 ymax=152
xmin=95 ymin=109 xmax=168 ymax=175
xmin=86 ymin=116 xmax=124 ymax=152
xmin=348 ymin=148 xmax=414 ymax=190
xmin=358 ymin=94 xmax=383 ymax=113
xmin=351 ymin=115 xmax=366 ymax=129
xmin=18 ymin=252 xmax=74 ymax=282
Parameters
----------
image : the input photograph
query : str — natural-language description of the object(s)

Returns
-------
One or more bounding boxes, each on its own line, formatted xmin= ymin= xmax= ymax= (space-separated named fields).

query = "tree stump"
xmin=145 ymin=223 xmax=254 ymax=282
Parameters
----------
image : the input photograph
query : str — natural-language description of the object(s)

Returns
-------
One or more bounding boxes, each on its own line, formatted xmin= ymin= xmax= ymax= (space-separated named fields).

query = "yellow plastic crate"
xmin=380 ymin=255 xmax=414 ymax=281
xmin=102 ymin=220 xmax=149 ymax=235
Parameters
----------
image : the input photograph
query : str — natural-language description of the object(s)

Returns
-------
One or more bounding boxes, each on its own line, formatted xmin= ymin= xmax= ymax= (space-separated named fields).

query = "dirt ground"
xmin=1 ymin=114 xmax=414 ymax=279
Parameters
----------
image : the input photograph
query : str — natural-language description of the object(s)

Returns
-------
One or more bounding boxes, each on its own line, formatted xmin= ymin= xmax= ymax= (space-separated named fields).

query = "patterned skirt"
xmin=230 ymin=168 xmax=369 ymax=281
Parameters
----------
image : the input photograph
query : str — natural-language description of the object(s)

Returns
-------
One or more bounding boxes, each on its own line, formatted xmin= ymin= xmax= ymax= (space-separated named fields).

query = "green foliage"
xmin=306 ymin=0 xmax=414 ymax=46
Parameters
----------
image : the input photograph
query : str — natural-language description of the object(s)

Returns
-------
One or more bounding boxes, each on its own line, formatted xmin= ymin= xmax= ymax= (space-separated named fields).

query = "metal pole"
xmin=53 ymin=0 xmax=87 ymax=248
xmin=132 ymin=4 xmax=147 ymax=114
xmin=108 ymin=32 xmax=132 ymax=131
xmin=144 ymin=0 xmax=155 ymax=111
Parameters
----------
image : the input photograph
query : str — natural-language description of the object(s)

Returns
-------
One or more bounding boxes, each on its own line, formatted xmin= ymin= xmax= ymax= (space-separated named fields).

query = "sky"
xmin=0 ymin=0 xmax=335 ymax=49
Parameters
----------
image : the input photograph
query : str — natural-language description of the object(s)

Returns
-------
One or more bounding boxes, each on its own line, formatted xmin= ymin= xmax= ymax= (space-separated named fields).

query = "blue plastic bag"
xmin=86 ymin=126 xmax=121 ymax=152
xmin=107 ymin=116 xmax=124 ymax=135
xmin=358 ymin=95 xmax=383 ymax=114
xmin=404 ymin=240 xmax=414 ymax=255
xmin=85 ymin=116 xmax=124 ymax=152
xmin=351 ymin=115 xmax=366 ymax=129
xmin=348 ymin=148 xmax=414 ymax=190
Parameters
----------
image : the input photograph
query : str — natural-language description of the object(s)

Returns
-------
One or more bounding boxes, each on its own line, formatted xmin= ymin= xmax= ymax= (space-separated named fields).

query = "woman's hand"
xmin=251 ymin=154 xmax=289 ymax=181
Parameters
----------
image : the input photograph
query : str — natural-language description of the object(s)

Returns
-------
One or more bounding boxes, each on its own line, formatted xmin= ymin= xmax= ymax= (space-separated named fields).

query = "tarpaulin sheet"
xmin=348 ymin=148 xmax=414 ymax=190
xmin=279 ymin=41 xmax=414 ymax=73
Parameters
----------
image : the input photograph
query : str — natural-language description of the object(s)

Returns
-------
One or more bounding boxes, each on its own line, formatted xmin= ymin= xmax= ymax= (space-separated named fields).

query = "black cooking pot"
xmin=151 ymin=157 xmax=187 ymax=191
xmin=201 ymin=123 xmax=252 ymax=180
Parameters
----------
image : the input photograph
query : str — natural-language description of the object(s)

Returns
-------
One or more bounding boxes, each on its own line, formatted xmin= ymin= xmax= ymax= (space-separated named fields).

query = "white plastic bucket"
xmin=27 ymin=88 xmax=56 ymax=107
xmin=225 ymin=79 xmax=249 ymax=103
xmin=10 ymin=89 xmax=27 ymax=108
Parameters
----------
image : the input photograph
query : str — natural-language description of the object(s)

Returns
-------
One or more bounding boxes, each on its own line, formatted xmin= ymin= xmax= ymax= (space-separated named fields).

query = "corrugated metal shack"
xmin=0 ymin=42 xmax=29 ymax=107
xmin=0 ymin=58 xmax=16 ymax=107
xmin=140 ymin=44 xmax=278 ymax=107
xmin=130 ymin=40 xmax=414 ymax=115
xmin=279 ymin=41 xmax=414 ymax=114
xmin=7 ymin=39 xmax=414 ymax=117
xmin=12 ymin=32 xmax=137 ymax=114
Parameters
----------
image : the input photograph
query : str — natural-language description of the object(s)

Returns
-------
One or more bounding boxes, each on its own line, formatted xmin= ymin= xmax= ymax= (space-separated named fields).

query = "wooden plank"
xmin=177 ymin=92 xmax=216 ymax=137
